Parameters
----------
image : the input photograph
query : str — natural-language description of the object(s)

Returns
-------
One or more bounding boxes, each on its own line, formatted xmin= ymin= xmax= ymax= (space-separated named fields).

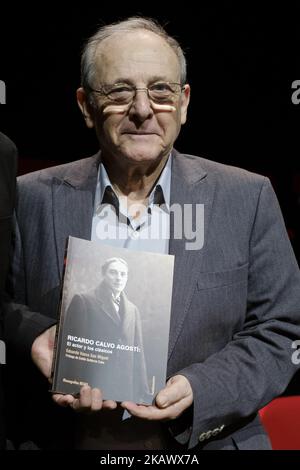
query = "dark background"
xmin=0 ymin=4 xmax=300 ymax=263
xmin=1 ymin=2 xmax=300 ymax=394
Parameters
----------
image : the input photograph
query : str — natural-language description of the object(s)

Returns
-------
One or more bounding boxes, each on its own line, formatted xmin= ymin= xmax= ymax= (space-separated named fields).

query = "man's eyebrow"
xmin=148 ymin=75 xmax=173 ymax=83
xmin=108 ymin=75 xmax=174 ymax=85
xmin=107 ymin=78 xmax=133 ymax=85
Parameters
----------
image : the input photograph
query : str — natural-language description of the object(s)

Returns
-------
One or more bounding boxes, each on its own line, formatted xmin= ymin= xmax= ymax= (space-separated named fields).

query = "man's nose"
xmin=129 ymin=89 xmax=153 ymax=121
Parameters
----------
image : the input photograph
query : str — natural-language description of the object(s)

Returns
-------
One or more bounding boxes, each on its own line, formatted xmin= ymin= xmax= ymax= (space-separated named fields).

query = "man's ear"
xmin=180 ymin=84 xmax=190 ymax=125
xmin=76 ymin=87 xmax=95 ymax=128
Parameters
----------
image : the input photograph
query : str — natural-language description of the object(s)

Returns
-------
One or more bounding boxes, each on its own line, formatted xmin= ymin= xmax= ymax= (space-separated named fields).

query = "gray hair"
xmin=81 ymin=16 xmax=187 ymax=95
xmin=101 ymin=257 xmax=128 ymax=275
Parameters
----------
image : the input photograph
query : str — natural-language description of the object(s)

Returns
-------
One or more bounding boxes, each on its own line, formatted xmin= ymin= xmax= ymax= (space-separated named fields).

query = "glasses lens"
xmin=107 ymin=85 xmax=134 ymax=103
xmin=104 ymin=82 xmax=182 ymax=103
xmin=149 ymin=83 xmax=180 ymax=102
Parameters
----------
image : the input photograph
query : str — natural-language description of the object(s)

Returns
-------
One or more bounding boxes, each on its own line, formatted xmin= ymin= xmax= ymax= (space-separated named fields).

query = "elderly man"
xmin=0 ymin=132 xmax=17 ymax=449
xmin=4 ymin=17 xmax=300 ymax=450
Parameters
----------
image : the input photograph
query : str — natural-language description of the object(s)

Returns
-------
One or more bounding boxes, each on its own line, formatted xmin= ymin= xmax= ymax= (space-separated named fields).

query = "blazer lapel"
xmin=52 ymin=153 xmax=100 ymax=280
xmin=168 ymin=150 xmax=215 ymax=360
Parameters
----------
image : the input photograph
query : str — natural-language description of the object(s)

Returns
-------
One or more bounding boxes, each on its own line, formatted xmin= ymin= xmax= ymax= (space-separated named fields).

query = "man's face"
xmin=78 ymin=30 xmax=190 ymax=165
xmin=104 ymin=260 xmax=128 ymax=294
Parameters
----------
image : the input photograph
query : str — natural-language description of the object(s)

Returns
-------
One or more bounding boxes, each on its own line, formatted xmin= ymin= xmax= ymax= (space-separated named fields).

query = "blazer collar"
xmin=60 ymin=152 xmax=100 ymax=189
xmin=171 ymin=148 xmax=207 ymax=185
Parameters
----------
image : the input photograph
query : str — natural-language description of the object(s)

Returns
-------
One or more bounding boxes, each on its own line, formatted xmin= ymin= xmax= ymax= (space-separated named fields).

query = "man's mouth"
xmin=123 ymin=132 xmax=156 ymax=135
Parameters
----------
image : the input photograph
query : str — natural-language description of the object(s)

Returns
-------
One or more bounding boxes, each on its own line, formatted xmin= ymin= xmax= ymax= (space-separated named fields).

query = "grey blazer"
xmin=5 ymin=149 xmax=300 ymax=450
xmin=0 ymin=132 xmax=17 ymax=450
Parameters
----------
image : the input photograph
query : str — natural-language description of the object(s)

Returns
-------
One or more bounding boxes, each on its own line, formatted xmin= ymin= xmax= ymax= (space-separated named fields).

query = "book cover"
xmin=51 ymin=236 xmax=174 ymax=404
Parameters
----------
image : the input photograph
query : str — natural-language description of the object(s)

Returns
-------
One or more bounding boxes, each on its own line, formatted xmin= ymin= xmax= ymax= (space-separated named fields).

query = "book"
xmin=51 ymin=236 xmax=174 ymax=404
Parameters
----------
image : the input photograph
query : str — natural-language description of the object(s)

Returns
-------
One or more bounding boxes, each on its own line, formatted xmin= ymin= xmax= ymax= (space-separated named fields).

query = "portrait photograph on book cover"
xmin=52 ymin=236 xmax=174 ymax=404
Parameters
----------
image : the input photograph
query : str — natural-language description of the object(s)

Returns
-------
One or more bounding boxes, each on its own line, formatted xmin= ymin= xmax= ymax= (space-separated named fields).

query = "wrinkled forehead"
xmin=107 ymin=261 xmax=128 ymax=273
xmin=93 ymin=30 xmax=181 ymax=84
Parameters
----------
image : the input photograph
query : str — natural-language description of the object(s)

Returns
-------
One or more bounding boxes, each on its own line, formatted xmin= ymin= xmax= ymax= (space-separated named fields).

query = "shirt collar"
xmin=148 ymin=154 xmax=171 ymax=211
xmin=98 ymin=153 xmax=172 ymax=213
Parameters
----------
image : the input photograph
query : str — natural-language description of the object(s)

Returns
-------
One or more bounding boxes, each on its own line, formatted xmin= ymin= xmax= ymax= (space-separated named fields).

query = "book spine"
xmin=50 ymin=236 xmax=72 ymax=389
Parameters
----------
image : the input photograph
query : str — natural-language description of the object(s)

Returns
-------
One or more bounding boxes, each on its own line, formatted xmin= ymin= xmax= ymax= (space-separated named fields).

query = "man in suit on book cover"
xmin=59 ymin=257 xmax=150 ymax=404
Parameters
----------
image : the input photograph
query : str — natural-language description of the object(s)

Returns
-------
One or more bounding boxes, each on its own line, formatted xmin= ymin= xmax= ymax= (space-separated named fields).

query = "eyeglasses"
xmin=88 ymin=82 xmax=185 ymax=104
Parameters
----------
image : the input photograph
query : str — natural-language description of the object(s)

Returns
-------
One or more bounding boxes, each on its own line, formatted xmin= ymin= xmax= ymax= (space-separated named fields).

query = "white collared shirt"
xmin=91 ymin=154 xmax=171 ymax=254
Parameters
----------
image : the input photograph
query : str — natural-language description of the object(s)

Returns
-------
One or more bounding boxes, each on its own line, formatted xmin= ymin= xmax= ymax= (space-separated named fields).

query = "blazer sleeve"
xmin=173 ymin=178 xmax=300 ymax=448
xmin=0 ymin=135 xmax=17 ymax=294
xmin=3 ymin=213 xmax=56 ymax=358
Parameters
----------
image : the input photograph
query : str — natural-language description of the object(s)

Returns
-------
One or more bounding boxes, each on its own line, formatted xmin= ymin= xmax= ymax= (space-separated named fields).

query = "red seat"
xmin=259 ymin=396 xmax=300 ymax=450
